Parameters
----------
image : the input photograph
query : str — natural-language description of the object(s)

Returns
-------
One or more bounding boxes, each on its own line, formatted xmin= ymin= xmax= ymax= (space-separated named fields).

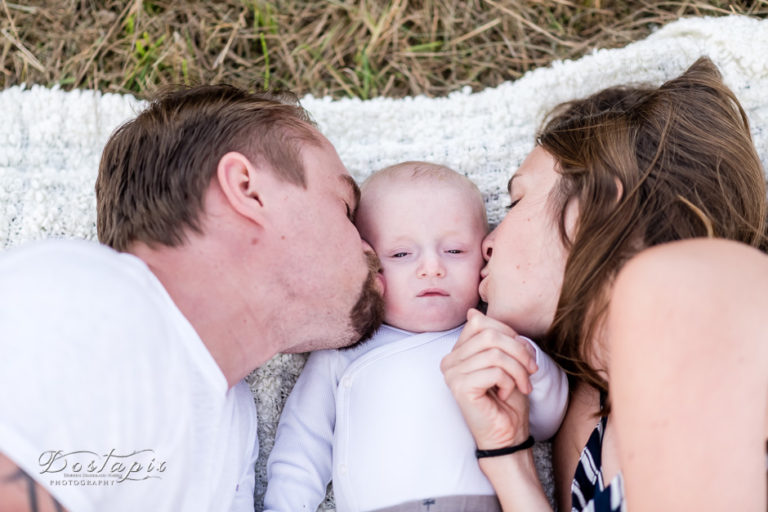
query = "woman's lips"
xmin=417 ymin=288 xmax=449 ymax=297
xmin=478 ymin=276 xmax=488 ymax=302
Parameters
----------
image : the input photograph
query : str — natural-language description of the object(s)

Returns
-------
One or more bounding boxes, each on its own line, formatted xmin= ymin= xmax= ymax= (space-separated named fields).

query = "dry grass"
xmin=2 ymin=0 xmax=767 ymax=99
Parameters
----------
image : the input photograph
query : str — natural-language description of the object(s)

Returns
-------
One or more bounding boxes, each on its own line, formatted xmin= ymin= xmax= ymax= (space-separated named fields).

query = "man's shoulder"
xmin=2 ymin=238 xmax=114 ymax=260
xmin=1 ymin=238 xmax=146 ymax=286
xmin=0 ymin=238 xmax=197 ymax=376
xmin=0 ymin=239 xmax=169 ymax=316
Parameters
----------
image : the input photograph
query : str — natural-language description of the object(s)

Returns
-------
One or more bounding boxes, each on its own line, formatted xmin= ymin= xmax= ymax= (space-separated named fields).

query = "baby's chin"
xmin=386 ymin=313 xmax=468 ymax=333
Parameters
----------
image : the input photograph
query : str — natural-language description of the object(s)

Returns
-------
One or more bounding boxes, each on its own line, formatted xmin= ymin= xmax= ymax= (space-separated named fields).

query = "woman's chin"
xmin=484 ymin=307 xmax=545 ymax=339
xmin=483 ymin=304 xmax=509 ymax=324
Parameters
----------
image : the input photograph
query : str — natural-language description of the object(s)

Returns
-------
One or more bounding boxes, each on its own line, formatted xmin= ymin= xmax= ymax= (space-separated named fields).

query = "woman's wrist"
xmin=476 ymin=435 xmax=535 ymax=458
xmin=473 ymin=422 xmax=532 ymax=453
xmin=477 ymin=444 xmax=551 ymax=511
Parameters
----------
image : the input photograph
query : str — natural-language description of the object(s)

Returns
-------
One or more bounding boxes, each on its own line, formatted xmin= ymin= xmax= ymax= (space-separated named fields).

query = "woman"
xmin=441 ymin=57 xmax=768 ymax=511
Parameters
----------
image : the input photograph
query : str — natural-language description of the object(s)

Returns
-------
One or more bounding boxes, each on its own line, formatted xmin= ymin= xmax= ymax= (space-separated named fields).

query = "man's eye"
xmin=392 ymin=252 xmax=409 ymax=258
xmin=506 ymin=199 xmax=521 ymax=210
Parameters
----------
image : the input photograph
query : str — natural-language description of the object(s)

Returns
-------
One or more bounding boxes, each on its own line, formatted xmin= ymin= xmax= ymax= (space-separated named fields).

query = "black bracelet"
xmin=475 ymin=435 xmax=535 ymax=459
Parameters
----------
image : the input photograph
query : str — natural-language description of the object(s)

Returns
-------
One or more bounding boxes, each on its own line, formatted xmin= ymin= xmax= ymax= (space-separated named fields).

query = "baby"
xmin=264 ymin=162 xmax=568 ymax=512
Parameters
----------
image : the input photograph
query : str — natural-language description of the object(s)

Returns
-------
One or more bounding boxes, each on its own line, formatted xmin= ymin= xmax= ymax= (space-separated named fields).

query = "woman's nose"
xmin=482 ymin=229 xmax=495 ymax=261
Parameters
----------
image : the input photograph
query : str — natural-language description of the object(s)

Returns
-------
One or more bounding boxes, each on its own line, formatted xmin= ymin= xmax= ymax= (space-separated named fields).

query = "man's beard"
xmin=344 ymin=250 xmax=385 ymax=350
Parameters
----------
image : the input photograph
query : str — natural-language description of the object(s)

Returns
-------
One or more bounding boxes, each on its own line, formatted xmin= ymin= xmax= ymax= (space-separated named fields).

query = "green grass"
xmin=1 ymin=1 xmax=766 ymax=99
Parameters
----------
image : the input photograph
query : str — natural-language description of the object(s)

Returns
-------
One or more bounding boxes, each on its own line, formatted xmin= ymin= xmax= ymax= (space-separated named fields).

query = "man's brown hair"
xmin=537 ymin=57 xmax=768 ymax=397
xmin=96 ymin=85 xmax=321 ymax=251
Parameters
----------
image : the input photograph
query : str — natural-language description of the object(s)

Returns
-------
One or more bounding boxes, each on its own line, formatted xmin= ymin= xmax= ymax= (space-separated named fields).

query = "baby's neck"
xmin=383 ymin=321 xmax=466 ymax=335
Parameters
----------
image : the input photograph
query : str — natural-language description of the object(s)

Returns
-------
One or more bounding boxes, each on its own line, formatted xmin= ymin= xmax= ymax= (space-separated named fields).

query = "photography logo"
xmin=39 ymin=449 xmax=167 ymax=487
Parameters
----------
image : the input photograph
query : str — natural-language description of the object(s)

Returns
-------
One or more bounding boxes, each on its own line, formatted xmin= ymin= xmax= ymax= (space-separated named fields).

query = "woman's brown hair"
xmin=538 ymin=57 xmax=768 ymax=397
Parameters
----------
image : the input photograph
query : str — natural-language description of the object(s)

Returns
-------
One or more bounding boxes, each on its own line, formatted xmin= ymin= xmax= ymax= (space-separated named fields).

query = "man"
xmin=0 ymin=85 xmax=384 ymax=511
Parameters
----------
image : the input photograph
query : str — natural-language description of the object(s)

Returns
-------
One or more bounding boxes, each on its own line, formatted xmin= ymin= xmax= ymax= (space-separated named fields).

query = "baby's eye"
xmin=445 ymin=249 xmax=463 ymax=254
xmin=505 ymin=199 xmax=521 ymax=210
xmin=391 ymin=252 xmax=410 ymax=258
xmin=345 ymin=203 xmax=354 ymax=222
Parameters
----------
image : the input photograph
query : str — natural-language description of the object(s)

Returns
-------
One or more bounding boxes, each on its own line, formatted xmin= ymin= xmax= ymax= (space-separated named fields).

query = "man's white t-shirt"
xmin=0 ymin=240 xmax=259 ymax=512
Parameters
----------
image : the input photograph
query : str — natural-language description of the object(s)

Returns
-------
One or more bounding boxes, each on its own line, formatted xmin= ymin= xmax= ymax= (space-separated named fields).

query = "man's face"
xmin=268 ymin=139 xmax=383 ymax=352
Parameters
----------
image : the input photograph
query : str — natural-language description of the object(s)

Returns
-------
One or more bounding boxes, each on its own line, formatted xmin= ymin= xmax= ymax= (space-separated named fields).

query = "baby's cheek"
xmin=460 ymin=287 xmax=482 ymax=314
xmin=381 ymin=286 xmax=399 ymax=322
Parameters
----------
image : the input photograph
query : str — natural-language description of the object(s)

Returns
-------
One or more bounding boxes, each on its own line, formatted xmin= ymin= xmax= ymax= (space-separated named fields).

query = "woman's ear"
xmin=613 ymin=176 xmax=624 ymax=204
xmin=216 ymin=151 xmax=265 ymax=222
xmin=563 ymin=196 xmax=580 ymax=241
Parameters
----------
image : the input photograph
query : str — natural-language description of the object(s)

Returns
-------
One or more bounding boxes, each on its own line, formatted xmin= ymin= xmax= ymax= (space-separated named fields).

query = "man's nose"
xmin=418 ymin=253 xmax=445 ymax=278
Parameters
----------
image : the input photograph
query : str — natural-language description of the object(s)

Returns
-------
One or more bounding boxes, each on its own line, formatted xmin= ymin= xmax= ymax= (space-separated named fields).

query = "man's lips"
xmin=417 ymin=288 xmax=449 ymax=297
xmin=374 ymin=273 xmax=385 ymax=295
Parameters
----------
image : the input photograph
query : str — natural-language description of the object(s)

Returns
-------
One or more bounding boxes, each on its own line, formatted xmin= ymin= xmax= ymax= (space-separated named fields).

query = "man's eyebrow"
xmin=341 ymin=174 xmax=361 ymax=209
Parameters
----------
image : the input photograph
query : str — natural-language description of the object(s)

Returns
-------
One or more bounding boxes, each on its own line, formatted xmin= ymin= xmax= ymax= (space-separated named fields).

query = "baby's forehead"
xmin=357 ymin=163 xmax=488 ymax=235
xmin=362 ymin=165 xmax=480 ymax=201
xmin=365 ymin=175 xmax=484 ymax=218
xmin=366 ymin=174 xmax=471 ymax=196
xmin=364 ymin=176 xmax=486 ymax=227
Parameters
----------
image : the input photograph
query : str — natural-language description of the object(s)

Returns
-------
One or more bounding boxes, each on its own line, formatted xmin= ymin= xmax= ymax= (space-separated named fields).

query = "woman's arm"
xmin=477 ymin=446 xmax=552 ymax=511
xmin=607 ymin=239 xmax=768 ymax=511
xmin=441 ymin=309 xmax=552 ymax=511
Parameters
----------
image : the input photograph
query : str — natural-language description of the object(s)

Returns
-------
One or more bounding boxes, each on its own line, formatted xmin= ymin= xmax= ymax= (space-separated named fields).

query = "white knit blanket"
xmin=1 ymin=15 xmax=767 ymax=510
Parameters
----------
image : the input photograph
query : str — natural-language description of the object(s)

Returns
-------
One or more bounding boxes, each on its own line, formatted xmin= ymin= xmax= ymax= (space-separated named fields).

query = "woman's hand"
xmin=441 ymin=308 xmax=539 ymax=449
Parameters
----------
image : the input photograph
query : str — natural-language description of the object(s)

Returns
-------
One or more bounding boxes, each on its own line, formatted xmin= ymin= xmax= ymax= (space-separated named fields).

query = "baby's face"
xmin=360 ymin=180 xmax=486 ymax=332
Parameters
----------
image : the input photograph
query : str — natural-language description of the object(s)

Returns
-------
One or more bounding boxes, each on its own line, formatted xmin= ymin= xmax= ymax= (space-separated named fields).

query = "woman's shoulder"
xmin=609 ymin=238 xmax=768 ymax=364
xmin=607 ymin=238 xmax=768 ymax=510
xmin=617 ymin=238 xmax=768 ymax=292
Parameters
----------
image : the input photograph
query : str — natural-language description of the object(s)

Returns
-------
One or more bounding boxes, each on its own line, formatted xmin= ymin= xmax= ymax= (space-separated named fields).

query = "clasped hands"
xmin=440 ymin=308 xmax=539 ymax=451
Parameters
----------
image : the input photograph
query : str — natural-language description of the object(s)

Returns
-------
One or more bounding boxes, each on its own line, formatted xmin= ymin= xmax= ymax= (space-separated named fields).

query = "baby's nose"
xmin=418 ymin=255 xmax=445 ymax=278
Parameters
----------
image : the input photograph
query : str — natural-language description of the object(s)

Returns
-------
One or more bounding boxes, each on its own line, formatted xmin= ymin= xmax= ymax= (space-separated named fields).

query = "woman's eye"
xmin=392 ymin=252 xmax=409 ymax=258
xmin=506 ymin=199 xmax=521 ymax=210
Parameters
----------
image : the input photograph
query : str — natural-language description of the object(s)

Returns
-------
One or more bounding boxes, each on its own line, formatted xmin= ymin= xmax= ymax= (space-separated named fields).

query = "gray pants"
xmin=371 ymin=495 xmax=501 ymax=512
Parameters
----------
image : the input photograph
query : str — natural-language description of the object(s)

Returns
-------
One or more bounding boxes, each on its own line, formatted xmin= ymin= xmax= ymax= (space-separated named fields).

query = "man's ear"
xmin=216 ymin=151 xmax=266 ymax=222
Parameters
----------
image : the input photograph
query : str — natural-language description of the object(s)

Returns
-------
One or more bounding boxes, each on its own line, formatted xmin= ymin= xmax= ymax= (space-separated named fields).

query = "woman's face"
xmin=479 ymin=146 xmax=574 ymax=338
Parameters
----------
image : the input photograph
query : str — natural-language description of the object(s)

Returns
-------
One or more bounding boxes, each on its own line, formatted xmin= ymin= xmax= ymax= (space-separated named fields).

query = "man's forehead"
xmin=300 ymin=139 xmax=351 ymax=185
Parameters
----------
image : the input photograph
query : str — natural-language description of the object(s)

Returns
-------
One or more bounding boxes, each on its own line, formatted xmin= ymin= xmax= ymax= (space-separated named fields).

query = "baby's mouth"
xmin=417 ymin=288 xmax=449 ymax=297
